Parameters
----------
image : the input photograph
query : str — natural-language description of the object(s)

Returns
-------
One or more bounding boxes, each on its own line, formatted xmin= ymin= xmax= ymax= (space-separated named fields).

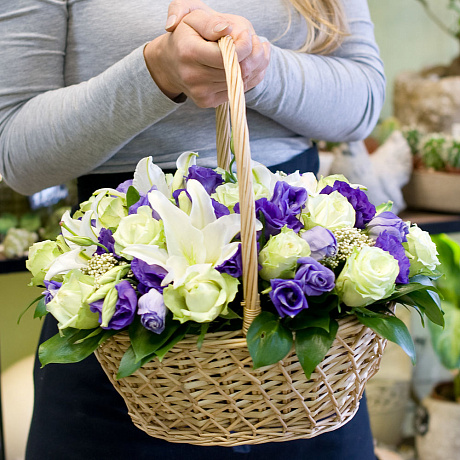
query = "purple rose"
xmin=137 ymin=289 xmax=166 ymax=334
xmin=211 ymin=198 xmax=230 ymax=219
xmin=300 ymin=226 xmax=337 ymax=261
xmin=96 ymin=228 xmax=117 ymax=256
xmin=116 ymin=179 xmax=133 ymax=194
xmin=131 ymin=258 xmax=168 ymax=294
xmin=254 ymin=198 xmax=303 ymax=237
xmin=90 ymin=280 xmax=138 ymax=330
xmin=375 ymin=231 xmax=410 ymax=284
xmin=269 ymin=279 xmax=308 ymax=318
xmin=215 ymin=244 xmax=243 ymax=278
xmin=295 ymin=257 xmax=335 ymax=296
xmin=187 ymin=165 xmax=224 ymax=194
xmin=42 ymin=280 xmax=62 ymax=304
xmin=270 ymin=181 xmax=308 ymax=216
xmin=367 ymin=211 xmax=409 ymax=243
xmin=321 ymin=181 xmax=376 ymax=229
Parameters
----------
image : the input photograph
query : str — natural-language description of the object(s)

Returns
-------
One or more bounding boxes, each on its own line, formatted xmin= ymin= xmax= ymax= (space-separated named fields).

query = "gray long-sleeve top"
xmin=0 ymin=0 xmax=385 ymax=195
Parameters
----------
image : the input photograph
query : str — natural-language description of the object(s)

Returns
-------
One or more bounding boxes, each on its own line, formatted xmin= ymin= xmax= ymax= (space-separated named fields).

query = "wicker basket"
xmin=95 ymin=36 xmax=387 ymax=446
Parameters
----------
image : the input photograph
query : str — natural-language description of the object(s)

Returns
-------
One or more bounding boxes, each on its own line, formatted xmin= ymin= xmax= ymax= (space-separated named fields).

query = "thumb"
xmin=165 ymin=0 xmax=214 ymax=31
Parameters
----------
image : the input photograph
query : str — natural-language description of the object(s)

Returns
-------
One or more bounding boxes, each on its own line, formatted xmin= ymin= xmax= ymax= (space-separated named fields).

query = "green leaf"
xmin=197 ymin=323 xmax=210 ymax=351
xmin=401 ymin=289 xmax=444 ymax=327
xmin=356 ymin=313 xmax=416 ymax=365
xmin=126 ymin=186 xmax=140 ymax=209
xmin=247 ymin=312 xmax=293 ymax=369
xmin=286 ymin=310 xmax=331 ymax=332
xmin=33 ymin=297 xmax=48 ymax=319
xmin=386 ymin=282 xmax=437 ymax=301
xmin=39 ymin=328 xmax=116 ymax=366
xmin=129 ymin=316 xmax=181 ymax=362
xmin=428 ymin=300 xmax=460 ymax=370
xmin=219 ymin=307 xmax=241 ymax=320
xmin=116 ymin=345 xmax=157 ymax=379
xmin=295 ymin=319 xmax=339 ymax=378
xmin=18 ymin=294 xmax=44 ymax=324
xmin=155 ymin=323 xmax=190 ymax=361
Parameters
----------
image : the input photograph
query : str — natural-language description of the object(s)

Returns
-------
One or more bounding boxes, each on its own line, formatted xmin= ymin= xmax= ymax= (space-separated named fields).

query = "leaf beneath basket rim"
xmin=247 ymin=311 xmax=293 ymax=369
xmin=294 ymin=319 xmax=339 ymax=379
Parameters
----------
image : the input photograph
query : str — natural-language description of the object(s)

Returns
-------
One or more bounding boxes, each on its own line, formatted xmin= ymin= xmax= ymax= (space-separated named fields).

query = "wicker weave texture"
xmin=95 ymin=315 xmax=386 ymax=446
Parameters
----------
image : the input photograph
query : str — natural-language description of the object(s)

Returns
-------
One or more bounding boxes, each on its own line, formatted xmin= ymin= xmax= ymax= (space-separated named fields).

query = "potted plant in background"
xmin=394 ymin=0 xmax=460 ymax=133
xmin=401 ymin=127 xmax=460 ymax=213
xmin=415 ymin=233 xmax=460 ymax=460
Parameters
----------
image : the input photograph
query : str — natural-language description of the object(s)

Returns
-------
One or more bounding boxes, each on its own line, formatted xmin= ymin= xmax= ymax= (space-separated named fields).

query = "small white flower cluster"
xmin=82 ymin=253 xmax=118 ymax=279
xmin=323 ymin=227 xmax=374 ymax=269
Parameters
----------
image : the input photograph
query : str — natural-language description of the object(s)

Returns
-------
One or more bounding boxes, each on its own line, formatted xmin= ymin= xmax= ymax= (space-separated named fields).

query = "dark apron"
xmin=26 ymin=146 xmax=376 ymax=460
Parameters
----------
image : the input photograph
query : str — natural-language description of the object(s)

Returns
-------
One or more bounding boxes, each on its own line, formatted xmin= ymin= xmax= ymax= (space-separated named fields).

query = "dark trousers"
xmin=26 ymin=147 xmax=376 ymax=459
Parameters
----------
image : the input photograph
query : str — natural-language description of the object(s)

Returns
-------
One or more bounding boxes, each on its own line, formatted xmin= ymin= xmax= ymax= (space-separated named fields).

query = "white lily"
xmin=251 ymin=160 xmax=318 ymax=196
xmin=132 ymin=151 xmax=198 ymax=197
xmin=123 ymin=179 xmax=245 ymax=285
xmin=44 ymin=248 xmax=89 ymax=281
xmin=60 ymin=210 xmax=99 ymax=256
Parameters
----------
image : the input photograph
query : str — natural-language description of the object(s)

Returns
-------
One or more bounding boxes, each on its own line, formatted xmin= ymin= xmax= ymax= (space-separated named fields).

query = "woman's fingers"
xmin=165 ymin=0 xmax=214 ymax=31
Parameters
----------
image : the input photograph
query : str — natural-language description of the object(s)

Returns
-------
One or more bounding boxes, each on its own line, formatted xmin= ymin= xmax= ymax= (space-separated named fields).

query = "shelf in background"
xmin=399 ymin=209 xmax=460 ymax=234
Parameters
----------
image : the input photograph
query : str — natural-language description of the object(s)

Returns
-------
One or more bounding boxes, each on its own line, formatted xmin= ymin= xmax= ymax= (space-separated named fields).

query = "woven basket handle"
xmin=215 ymin=36 xmax=260 ymax=335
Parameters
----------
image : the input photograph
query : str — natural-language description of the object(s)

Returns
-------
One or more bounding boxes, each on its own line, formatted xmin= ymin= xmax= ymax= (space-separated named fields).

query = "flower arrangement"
xmin=24 ymin=152 xmax=444 ymax=379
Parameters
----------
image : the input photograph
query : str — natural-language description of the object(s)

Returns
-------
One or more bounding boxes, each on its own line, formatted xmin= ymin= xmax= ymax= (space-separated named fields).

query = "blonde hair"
xmin=286 ymin=0 xmax=348 ymax=54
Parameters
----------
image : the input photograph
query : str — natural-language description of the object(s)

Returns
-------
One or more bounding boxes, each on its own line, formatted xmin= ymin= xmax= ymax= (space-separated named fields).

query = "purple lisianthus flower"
xmin=269 ymin=279 xmax=308 ymax=318
xmin=300 ymin=226 xmax=337 ymax=261
xmin=295 ymin=257 xmax=335 ymax=296
xmin=42 ymin=280 xmax=62 ymax=304
xmin=137 ymin=289 xmax=166 ymax=334
xmin=187 ymin=165 xmax=224 ymax=194
xmin=270 ymin=181 xmax=308 ymax=216
xmin=96 ymin=228 xmax=117 ymax=256
xmin=321 ymin=181 xmax=376 ymax=229
xmin=254 ymin=198 xmax=303 ymax=237
xmin=367 ymin=211 xmax=409 ymax=243
xmin=215 ymin=244 xmax=243 ymax=278
xmin=116 ymin=179 xmax=134 ymax=194
xmin=131 ymin=258 xmax=168 ymax=294
xmin=90 ymin=280 xmax=137 ymax=330
xmin=375 ymin=231 xmax=410 ymax=284
xmin=211 ymin=198 xmax=230 ymax=218
xmin=129 ymin=185 xmax=160 ymax=219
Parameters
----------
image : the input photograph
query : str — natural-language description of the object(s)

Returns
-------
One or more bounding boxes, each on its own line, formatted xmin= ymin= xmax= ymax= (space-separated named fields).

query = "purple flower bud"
xmin=321 ymin=181 xmax=376 ymax=229
xmin=269 ymin=279 xmax=308 ymax=318
xmin=42 ymin=280 xmax=62 ymax=304
xmin=367 ymin=211 xmax=409 ymax=243
xmin=138 ymin=289 xmax=166 ymax=334
xmin=187 ymin=165 xmax=224 ymax=194
xmin=131 ymin=258 xmax=168 ymax=294
xmin=116 ymin=179 xmax=133 ymax=194
xmin=215 ymin=244 xmax=243 ymax=278
xmin=90 ymin=280 xmax=137 ymax=330
xmin=295 ymin=257 xmax=335 ymax=296
xmin=375 ymin=231 xmax=410 ymax=284
xmin=300 ymin=226 xmax=337 ymax=261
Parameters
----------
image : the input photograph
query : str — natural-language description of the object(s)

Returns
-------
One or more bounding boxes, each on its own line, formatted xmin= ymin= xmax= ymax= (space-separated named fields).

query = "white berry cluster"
xmin=82 ymin=253 xmax=118 ymax=278
xmin=323 ymin=227 xmax=375 ymax=269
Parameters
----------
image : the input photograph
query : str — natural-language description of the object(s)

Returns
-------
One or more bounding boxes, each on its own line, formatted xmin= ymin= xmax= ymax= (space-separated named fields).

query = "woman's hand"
xmin=143 ymin=1 xmax=270 ymax=108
